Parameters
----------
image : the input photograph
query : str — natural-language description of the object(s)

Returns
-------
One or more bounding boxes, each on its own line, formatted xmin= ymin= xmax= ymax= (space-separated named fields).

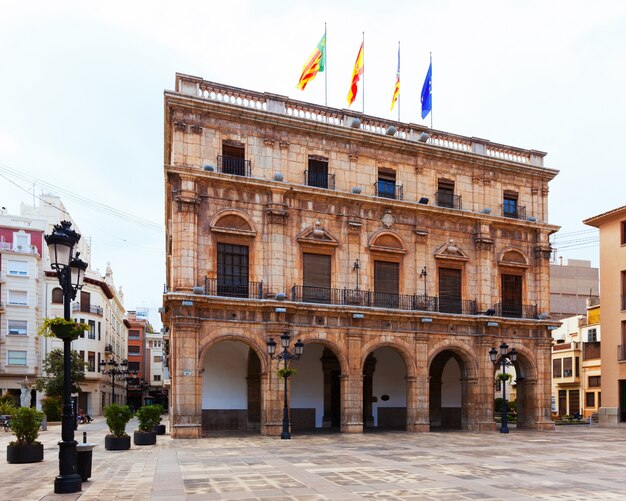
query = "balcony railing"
xmin=501 ymin=204 xmax=527 ymax=220
xmin=494 ymin=303 xmax=537 ymax=319
xmin=217 ymin=155 xmax=251 ymax=177
xmin=291 ymin=285 xmax=476 ymax=314
xmin=104 ymin=344 xmax=113 ymax=353
xmin=435 ymin=191 xmax=462 ymax=209
xmin=0 ymin=242 xmax=39 ymax=255
xmin=583 ymin=342 xmax=601 ymax=360
xmin=619 ymin=345 xmax=626 ymax=362
xmin=375 ymin=182 xmax=403 ymax=200
xmin=204 ymin=277 xmax=263 ymax=299
xmin=71 ymin=304 xmax=103 ymax=316
xmin=305 ymin=170 xmax=335 ymax=190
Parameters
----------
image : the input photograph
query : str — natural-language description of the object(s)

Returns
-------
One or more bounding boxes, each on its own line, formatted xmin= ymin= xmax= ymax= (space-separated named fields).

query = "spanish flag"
xmin=346 ymin=42 xmax=364 ymax=106
xmin=390 ymin=43 xmax=400 ymax=111
xmin=296 ymin=34 xmax=326 ymax=90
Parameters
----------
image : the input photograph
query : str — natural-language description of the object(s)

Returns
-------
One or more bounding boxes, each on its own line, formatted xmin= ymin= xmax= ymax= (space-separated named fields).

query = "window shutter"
xmin=303 ymin=253 xmax=331 ymax=288
xmin=374 ymin=261 xmax=399 ymax=294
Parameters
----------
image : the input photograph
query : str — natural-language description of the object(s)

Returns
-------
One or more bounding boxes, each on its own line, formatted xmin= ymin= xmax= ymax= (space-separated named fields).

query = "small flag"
xmin=347 ymin=42 xmax=364 ymax=106
xmin=390 ymin=44 xmax=400 ymax=111
xmin=296 ymin=34 xmax=327 ymax=91
xmin=420 ymin=59 xmax=432 ymax=119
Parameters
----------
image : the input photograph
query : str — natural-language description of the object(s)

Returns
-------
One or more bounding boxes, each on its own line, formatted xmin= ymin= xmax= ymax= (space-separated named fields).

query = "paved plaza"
xmin=1 ymin=420 xmax=626 ymax=500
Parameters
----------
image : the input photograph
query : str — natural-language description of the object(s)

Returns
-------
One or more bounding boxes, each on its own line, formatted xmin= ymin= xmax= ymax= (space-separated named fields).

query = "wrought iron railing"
xmin=375 ymin=182 xmax=403 ymax=200
xmin=500 ymin=204 xmax=527 ymax=220
xmin=494 ymin=303 xmax=537 ymax=319
xmin=304 ymin=170 xmax=335 ymax=190
xmin=435 ymin=191 xmax=462 ymax=209
xmin=583 ymin=342 xmax=601 ymax=360
xmin=204 ymin=277 xmax=263 ymax=299
xmin=217 ymin=155 xmax=251 ymax=177
xmin=72 ymin=304 xmax=103 ymax=316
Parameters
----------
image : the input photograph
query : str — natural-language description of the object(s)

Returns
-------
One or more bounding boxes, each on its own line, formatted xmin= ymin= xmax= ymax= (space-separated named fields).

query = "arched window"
xmin=51 ymin=287 xmax=64 ymax=304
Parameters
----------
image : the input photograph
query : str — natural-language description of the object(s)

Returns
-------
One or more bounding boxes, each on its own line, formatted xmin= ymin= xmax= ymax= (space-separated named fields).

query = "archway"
xmin=363 ymin=346 xmax=407 ymax=430
xmin=290 ymin=343 xmax=342 ymax=432
xmin=429 ymin=350 xmax=467 ymax=430
xmin=201 ymin=340 xmax=261 ymax=433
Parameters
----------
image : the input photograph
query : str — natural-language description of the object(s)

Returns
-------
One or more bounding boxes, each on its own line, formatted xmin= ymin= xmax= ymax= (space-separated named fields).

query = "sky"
xmin=1 ymin=1 xmax=625 ymax=325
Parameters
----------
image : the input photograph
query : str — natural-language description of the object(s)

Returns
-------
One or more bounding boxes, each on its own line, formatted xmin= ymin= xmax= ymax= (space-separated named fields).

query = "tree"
xmin=35 ymin=349 xmax=87 ymax=398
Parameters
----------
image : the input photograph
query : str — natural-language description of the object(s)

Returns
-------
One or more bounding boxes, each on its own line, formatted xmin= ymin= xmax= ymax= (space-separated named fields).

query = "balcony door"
xmin=81 ymin=291 xmax=91 ymax=313
xmin=307 ymin=158 xmax=329 ymax=189
xmin=303 ymin=253 xmax=331 ymax=303
xmin=221 ymin=141 xmax=246 ymax=176
xmin=501 ymin=274 xmax=522 ymax=317
xmin=438 ymin=268 xmax=462 ymax=313
xmin=374 ymin=261 xmax=399 ymax=308
xmin=217 ymin=243 xmax=249 ymax=297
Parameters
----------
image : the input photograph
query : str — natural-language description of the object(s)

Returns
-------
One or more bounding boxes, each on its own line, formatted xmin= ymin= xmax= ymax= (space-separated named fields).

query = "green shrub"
xmin=104 ymin=404 xmax=133 ymax=437
xmin=9 ymin=407 xmax=44 ymax=446
xmin=41 ymin=396 xmax=62 ymax=421
xmin=0 ymin=394 xmax=18 ymax=408
xmin=135 ymin=404 xmax=163 ymax=432
xmin=0 ymin=398 xmax=16 ymax=416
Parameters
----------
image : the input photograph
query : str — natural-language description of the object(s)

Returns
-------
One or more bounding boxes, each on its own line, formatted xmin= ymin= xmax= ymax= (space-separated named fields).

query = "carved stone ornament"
xmin=413 ymin=227 xmax=429 ymax=242
xmin=263 ymin=138 xmax=275 ymax=147
xmin=174 ymin=194 xmax=199 ymax=213
xmin=190 ymin=124 xmax=203 ymax=134
xmin=474 ymin=232 xmax=494 ymax=250
xmin=297 ymin=222 xmax=339 ymax=247
xmin=174 ymin=120 xmax=187 ymax=132
xmin=369 ymin=230 xmax=407 ymax=254
xmin=381 ymin=209 xmax=394 ymax=229
xmin=279 ymin=140 xmax=289 ymax=149
xmin=348 ymin=220 xmax=362 ymax=233
xmin=210 ymin=212 xmax=256 ymax=237
xmin=534 ymin=243 xmax=552 ymax=260
xmin=265 ymin=203 xmax=288 ymax=225
xmin=434 ymin=238 xmax=469 ymax=262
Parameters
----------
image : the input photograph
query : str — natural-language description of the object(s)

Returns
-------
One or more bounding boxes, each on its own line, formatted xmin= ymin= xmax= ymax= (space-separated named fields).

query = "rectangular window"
xmin=98 ymin=322 xmax=101 ymax=341
xmin=13 ymin=232 xmax=30 ymax=251
xmin=307 ymin=157 xmax=330 ymax=189
xmin=153 ymin=374 xmax=161 ymax=382
xmin=501 ymin=274 xmax=522 ymax=317
xmin=575 ymin=356 xmax=580 ymax=378
xmin=80 ymin=291 xmax=91 ymax=313
xmin=128 ymin=329 xmax=141 ymax=340
xmin=622 ymin=221 xmax=626 ymax=245
xmin=558 ymin=389 xmax=567 ymax=416
xmin=220 ymin=141 xmax=247 ymax=176
xmin=128 ymin=346 xmax=141 ymax=356
xmin=302 ymin=253 xmax=331 ymax=303
xmin=436 ymin=179 xmax=456 ymax=208
xmin=376 ymin=171 xmax=399 ymax=199
xmin=622 ymin=272 xmax=626 ymax=311
xmin=154 ymin=356 xmax=162 ymax=363
xmin=563 ymin=357 xmax=573 ymax=377
xmin=374 ymin=260 xmax=400 ymax=308
xmin=217 ymin=243 xmax=249 ymax=297
xmin=8 ymin=320 xmax=27 ymax=335
xmin=128 ymin=361 xmax=140 ymax=372
xmin=97 ymin=352 xmax=101 ymax=371
xmin=7 ymin=290 xmax=27 ymax=306
xmin=503 ymin=191 xmax=519 ymax=219
xmin=588 ymin=375 xmax=601 ymax=388
xmin=88 ymin=352 xmax=95 ymax=372
xmin=7 ymin=260 xmax=28 ymax=276
xmin=88 ymin=320 xmax=96 ymax=340
xmin=439 ymin=267 xmax=462 ymax=314
xmin=553 ymin=358 xmax=562 ymax=378
xmin=586 ymin=392 xmax=595 ymax=408
xmin=79 ymin=350 xmax=85 ymax=362
xmin=587 ymin=328 xmax=598 ymax=342
xmin=7 ymin=350 xmax=27 ymax=365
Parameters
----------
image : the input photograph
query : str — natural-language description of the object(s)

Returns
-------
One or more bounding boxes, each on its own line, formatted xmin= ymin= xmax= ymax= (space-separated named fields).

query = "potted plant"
xmin=497 ymin=372 xmax=513 ymax=383
xmin=39 ymin=317 xmax=89 ymax=341
xmin=152 ymin=404 xmax=166 ymax=435
xmin=103 ymin=403 xmax=133 ymax=450
xmin=277 ymin=367 xmax=297 ymax=378
xmin=7 ymin=407 xmax=44 ymax=463
xmin=134 ymin=405 xmax=162 ymax=445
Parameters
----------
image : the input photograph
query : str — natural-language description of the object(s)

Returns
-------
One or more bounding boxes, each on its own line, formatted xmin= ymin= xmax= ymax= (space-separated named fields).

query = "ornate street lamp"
xmin=267 ymin=332 xmax=304 ymax=439
xmin=45 ymin=220 xmax=87 ymax=494
xmin=99 ymin=359 xmax=133 ymax=405
xmin=489 ymin=343 xmax=517 ymax=434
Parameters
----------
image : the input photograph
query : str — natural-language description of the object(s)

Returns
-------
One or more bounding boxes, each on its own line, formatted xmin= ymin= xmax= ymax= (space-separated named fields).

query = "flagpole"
xmin=398 ymin=41 xmax=401 ymax=122
xmin=362 ymin=31 xmax=365 ymax=114
xmin=324 ymin=22 xmax=328 ymax=107
xmin=430 ymin=52 xmax=433 ymax=129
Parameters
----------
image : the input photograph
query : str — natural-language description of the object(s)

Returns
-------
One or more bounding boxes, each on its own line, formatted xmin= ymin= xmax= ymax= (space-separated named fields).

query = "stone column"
xmin=342 ymin=332 xmax=364 ymax=433
xmin=262 ymin=326 xmax=288 ymax=436
xmin=533 ymin=337 xmax=556 ymax=430
xmin=172 ymin=174 xmax=199 ymax=292
xmin=171 ymin=315 xmax=202 ymax=439
xmin=472 ymin=338 xmax=498 ymax=431
xmin=473 ymin=222 xmax=494 ymax=312
xmin=414 ymin=337 xmax=430 ymax=431
xmin=264 ymin=189 xmax=289 ymax=296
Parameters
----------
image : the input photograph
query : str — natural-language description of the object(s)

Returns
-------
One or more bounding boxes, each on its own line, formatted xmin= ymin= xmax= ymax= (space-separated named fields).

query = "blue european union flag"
xmin=420 ymin=61 xmax=432 ymax=119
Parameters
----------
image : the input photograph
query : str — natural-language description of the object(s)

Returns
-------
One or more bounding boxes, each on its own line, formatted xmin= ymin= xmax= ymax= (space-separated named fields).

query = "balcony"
xmin=104 ymin=344 xmax=113 ymax=353
xmin=583 ymin=341 xmax=601 ymax=360
xmin=217 ymin=155 xmax=251 ymax=177
xmin=501 ymin=204 xmax=527 ymax=220
xmin=291 ymin=285 xmax=476 ymax=314
xmin=0 ymin=242 xmax=39 ymax=255
xmin=493 ymin=303 xmax=538 ymax=319
xmin=304 ymin=170 xmax=335 ymax=190
xmin=203 ymin=277 xmax=263 ymax=299
xmin=435 ymin=191 xmax=462 ymax=210
xmin=71 ymin=304 xmax=103 ymax=316
xmin=375 ymin=182 xmax=403 ymax=200
xmin=619 ymin=345 xmax=626 ymax=362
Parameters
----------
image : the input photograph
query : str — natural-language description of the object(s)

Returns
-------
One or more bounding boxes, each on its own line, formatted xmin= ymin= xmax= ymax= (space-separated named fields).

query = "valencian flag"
xmin=296 ymin=33 xmax=326 ymax=90
xmin=346 ymin=42 xmax=364 ymax=106
xmin=420 ymin=57 xmax=432 ymax=119
xmin=390 ymin=43 xmax=400 ymax=111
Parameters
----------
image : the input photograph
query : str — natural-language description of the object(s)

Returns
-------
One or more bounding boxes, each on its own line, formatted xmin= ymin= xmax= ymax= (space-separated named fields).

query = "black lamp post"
xmin=99 ymin=359 xmax=132 ymax=405
xmin=45 ymin=220 xmax=87 ymax=494
xmin=267 ymin=332 xmax=304 ymax=439
xmin=489 ymin=343 xmax=517 ymax=434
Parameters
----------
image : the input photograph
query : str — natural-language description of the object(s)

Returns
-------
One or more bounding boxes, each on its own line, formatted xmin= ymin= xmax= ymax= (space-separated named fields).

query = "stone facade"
xmin=162 ymin=74 xmax=559 ymax=438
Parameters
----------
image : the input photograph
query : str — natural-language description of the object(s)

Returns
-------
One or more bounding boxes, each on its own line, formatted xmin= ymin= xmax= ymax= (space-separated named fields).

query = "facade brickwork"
xmin=162 ymin=75 xmax=559 ymax=438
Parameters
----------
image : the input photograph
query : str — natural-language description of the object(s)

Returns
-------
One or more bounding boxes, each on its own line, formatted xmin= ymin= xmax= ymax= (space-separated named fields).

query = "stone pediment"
xmin=297 ymin=221 xmax=339 ymax=247
xmin=434 ymin=239 xmax=469 ymax=262
xmin=499 ymin=248 xmax=529 ymax=268
xmin=210 ymin=210 xmax=256 ymax=237
xmin=368 ymin=230 xmax=407 ymax=254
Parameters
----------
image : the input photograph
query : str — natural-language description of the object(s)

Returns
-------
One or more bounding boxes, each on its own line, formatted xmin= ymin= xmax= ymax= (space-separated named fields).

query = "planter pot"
xmin=49 ymin=323 xmax=81 ymax=341
xmin=7 ymin=443 xmax=44 ymax=463
xmin=104 ymin=434 xmax=131 ymax=451
xmin=154 ymin=424 xmax=166 ymax=435
xmin=133 ymin=431 xmax=156 ymax=446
